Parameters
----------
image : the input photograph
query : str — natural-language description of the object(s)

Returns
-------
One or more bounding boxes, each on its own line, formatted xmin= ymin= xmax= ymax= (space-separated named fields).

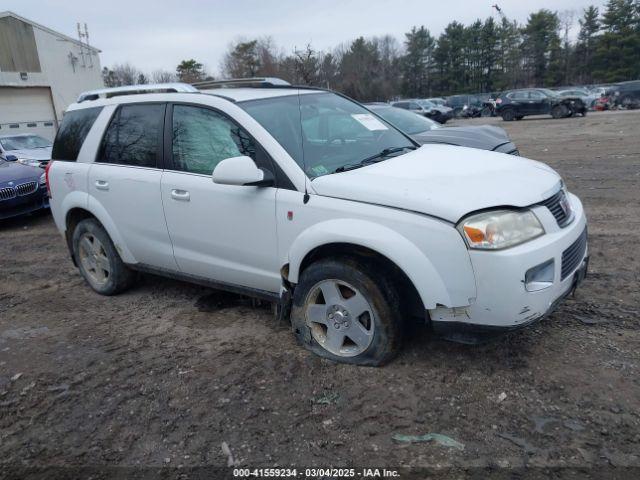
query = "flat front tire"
xmin=551 ymin=105 xmax=566 ymax=119
xmin=291 ymin=258 xmax=403 ymax=366
xmin=72 ymin=218 xmax=136 ymax=295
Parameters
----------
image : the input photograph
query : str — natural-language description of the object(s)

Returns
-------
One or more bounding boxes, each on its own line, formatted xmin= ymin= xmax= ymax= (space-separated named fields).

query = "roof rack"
xmin=77 ymin=83 xmax=198 ymax=103
xmin=192 ymin=77 xmax=291 ymax=90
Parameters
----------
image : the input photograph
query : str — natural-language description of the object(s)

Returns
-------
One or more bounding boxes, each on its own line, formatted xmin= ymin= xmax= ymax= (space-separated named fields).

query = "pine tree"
xmin=521 ymin=10 xmax=562 ymax=86
xmin=593 ymin=0 xmax=639 ymax=81
xmin=401 ymin=26 xmax=435 ymax=97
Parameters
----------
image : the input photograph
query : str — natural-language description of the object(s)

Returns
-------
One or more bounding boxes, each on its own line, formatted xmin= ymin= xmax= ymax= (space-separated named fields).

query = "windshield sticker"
xmin=351 ymin=114 xmax=389 ymax=131
xmin=311 ymin=165 xmax=329 ymax=175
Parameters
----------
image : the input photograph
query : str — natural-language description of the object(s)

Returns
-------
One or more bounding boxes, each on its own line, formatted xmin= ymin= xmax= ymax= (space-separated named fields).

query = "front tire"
xmin=551 ymin=105 xmax=567 ymax=119
xmin=72 ymin=218 xmax=136 ymax=295
xmin=291 ymin=258 xmax=403 ymax=366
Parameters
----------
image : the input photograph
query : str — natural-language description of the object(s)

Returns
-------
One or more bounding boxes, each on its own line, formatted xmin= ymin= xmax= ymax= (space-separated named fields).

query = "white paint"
xmin=0 ymin=87 xmax=56 ymax=139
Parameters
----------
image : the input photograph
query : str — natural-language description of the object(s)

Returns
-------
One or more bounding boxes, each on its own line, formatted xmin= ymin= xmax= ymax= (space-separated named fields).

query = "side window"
xmin=98 ymin=103 xmax=164 ymax=168
xmin=171 ymin=104 xmax=262 ymax=175
xmin=394 ymin=102 xmax=408 ymax=109
xmin=51 ymin=107 xmax=103 ymax=161
xmin=409 ymin=102 xmax=421 ymax=109
xmin=529 ymin=91 xmax=545 ymax=100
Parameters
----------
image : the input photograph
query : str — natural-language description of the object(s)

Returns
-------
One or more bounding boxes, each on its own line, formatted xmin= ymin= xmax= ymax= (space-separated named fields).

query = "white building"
xmin=0 ymin=11 xmax=103 ymax=140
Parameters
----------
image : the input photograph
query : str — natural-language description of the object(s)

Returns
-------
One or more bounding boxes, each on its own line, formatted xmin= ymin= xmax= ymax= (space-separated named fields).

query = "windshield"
xmin=370 ymin=106 xmax=440 ymax=135
xmin=417 ymin=99 xmax=435 ymax=108
xmin=240 ymin=92 xmax=414 ymax=178
xmin=538 ymin=89 xmax=559 ymax=98
xmin=0 ymin=135 xmax=52 ymax=151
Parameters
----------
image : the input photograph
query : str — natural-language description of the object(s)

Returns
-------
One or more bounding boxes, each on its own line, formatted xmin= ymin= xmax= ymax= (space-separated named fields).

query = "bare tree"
xmin=151 ymin=70 xmax=177 ymax=83
xmin=101 ymin=63 xmax=144 ymax=87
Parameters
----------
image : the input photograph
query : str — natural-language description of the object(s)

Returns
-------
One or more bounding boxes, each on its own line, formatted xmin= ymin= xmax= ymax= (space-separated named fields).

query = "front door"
xmin=528 ymin=90 xmax=550 ymax=115
xmin=161 ymin=103 xmax=280 ymax=294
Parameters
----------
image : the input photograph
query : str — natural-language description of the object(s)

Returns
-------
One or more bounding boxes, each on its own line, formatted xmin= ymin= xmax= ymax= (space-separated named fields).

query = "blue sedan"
xmin=0 ymin=157 xmax=49 ymax=220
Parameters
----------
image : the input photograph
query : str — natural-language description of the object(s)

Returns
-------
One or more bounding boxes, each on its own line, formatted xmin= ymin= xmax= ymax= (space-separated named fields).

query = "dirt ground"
xmin=1 ymin=110 xmax=639 ymax=478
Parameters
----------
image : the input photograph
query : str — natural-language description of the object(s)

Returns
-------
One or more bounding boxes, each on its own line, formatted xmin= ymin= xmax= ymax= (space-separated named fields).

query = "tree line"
xmin=102 ymin=0 xmax=640 ymax=102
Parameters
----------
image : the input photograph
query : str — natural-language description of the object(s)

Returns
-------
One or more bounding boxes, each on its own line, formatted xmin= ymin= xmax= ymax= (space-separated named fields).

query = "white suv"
xmin=47 ymin=79 xmax=588 ymax=366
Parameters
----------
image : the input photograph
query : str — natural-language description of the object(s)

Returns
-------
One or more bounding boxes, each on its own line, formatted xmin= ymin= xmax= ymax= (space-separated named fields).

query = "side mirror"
xmin=5 ymin=154 xmax=18 ymax=162
xmin=212 ymin=155 xmax=275 ymax=187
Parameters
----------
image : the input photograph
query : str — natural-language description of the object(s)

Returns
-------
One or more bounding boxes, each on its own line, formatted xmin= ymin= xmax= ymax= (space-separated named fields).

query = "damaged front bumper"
xmin=428 ymin=193 xmax=588 ymax=343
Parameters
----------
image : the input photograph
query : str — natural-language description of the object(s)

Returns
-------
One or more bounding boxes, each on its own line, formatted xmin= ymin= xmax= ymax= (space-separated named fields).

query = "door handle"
xmin=95 ymin=180 xmax=109 ymax=191
xmin=171 ymin=189 xmax=190 ymax=201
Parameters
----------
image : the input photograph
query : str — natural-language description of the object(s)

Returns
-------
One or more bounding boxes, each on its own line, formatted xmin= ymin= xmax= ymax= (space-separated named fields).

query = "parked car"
xmin=366 ymin=104 xmax=519 ymax=155
xmin=557 ymin=88 xmax=599 ymax=109
xmin=610 ymin=80 xmax=640 ymax=109
xmin=391 ymin=99 xmax=453 ymax=123
xmin=47 ymin=80 xmax=588 ymax=366
xmin=495 ymin=89 xmax=588 ymax=121
xmin=446 ymin=94 xmax=490 ymax=118
xmin=0 ymin=155 xmax=48 ymax=220
xmin=0 ymin=134 xmax=53 ymax=168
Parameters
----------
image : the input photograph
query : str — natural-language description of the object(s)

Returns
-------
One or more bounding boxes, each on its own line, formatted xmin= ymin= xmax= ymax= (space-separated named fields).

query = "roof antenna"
xmin=297 ymin=90 xmax=310 ymax=204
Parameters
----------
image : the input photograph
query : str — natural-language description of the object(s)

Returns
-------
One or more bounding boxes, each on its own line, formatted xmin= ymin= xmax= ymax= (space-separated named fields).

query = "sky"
xmin=5 ymin=0 xmax=608 ymax=76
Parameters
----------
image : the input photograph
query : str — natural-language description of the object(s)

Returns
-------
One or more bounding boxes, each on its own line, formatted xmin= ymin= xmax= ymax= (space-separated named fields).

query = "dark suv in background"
xmin=611 ymin=81 xmax=640 ymax=109
xmin=495 ymin=88 xmax=587 ymax=121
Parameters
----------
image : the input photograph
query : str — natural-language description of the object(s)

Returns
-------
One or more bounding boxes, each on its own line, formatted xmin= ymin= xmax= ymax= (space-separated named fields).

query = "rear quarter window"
xmin=51 ymin=107 xmax=103 ymax=161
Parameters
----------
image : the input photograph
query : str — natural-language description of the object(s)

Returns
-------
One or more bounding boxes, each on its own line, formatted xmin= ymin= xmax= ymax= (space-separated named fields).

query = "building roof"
xmin=0 ymin=11 xmax=101 ymax=53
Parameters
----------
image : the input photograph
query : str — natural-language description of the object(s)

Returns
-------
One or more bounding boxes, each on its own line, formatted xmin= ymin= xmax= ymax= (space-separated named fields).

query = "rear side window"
xmin=98 ymin=103 xmax=164 ymax=168
xmin=51 ymin=107 xmax=103 ymax=161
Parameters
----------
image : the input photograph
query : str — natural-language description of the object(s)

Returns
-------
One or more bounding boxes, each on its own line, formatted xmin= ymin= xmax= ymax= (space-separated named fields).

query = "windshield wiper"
xmin=333 ymin=146 xmax=416 ymax=173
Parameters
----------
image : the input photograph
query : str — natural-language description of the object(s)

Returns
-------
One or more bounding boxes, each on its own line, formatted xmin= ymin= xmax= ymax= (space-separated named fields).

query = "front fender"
xmin=287 ymin=219 xmax=453 ymax=309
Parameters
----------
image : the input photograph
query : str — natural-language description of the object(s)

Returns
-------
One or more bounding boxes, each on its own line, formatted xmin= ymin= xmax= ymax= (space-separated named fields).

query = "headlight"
xmin=458 ymin=210 xmax=544 ymax=250
xmin=17 ymin=158 xmax=42 ymax=168
xmin=39 ymin=172 xmax=46 ymax=185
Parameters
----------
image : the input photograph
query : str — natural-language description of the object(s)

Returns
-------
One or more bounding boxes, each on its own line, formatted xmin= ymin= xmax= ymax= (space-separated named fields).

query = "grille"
xmin=539 ymin=189 xmax=572 ymax=227
xmin=16 ymin=181 xmax=38 ymax=196
xmin=561 ymin=228 xmax=588 ymax=280
xmin=0 ymin=187 xmax=17 ymax=201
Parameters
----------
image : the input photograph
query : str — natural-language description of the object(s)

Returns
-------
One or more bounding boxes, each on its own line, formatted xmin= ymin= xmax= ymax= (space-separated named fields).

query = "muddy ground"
xmin=1 ymin=110 xmax=639 ymax=478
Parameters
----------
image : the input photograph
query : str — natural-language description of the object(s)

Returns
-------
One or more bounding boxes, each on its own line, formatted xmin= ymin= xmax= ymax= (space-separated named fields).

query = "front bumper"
xmin=429 ymin=192 xmax=588 ymax=341
xmin=0 ymin=185 xmax=49 ymax=220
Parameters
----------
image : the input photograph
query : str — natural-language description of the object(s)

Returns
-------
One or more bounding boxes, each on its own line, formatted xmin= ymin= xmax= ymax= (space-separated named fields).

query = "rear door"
xmin=88 ymin=103 xmax=177 ymax=270
xmin=509 ymin=91 xmax=531 ymax=114
xmin=160 ymin=103 xmax=280 ymax=293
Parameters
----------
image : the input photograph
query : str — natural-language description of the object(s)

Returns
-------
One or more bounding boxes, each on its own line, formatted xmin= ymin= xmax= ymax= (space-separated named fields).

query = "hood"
xmin=0 ymin=161 xmax=43 ymax=184
xmin=433 ymin=106 xmax=453 ymax=113
xmin=311 ymin=144 xmax=560 ymax=222
xmin=5 ymin=147 xmax=52 ymax=161
xmin=412 ymin=125 xmax=512 ymax=151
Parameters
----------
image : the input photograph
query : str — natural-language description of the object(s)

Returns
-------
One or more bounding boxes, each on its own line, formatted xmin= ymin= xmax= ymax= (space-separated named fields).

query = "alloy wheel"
xmin=305 ymin=279 xmax=375 ymax=357
xmin=78 ymin=232 xmax=111 ymax=287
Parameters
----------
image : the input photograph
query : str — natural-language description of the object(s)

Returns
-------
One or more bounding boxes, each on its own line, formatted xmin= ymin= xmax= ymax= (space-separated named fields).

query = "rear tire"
xmin=72 ymin=218 xmax=136 ymax=295
xmin=501 ymin=109 xmax=516 ymax=121
xmin=291 ymin=257 xmax=403 ymax=366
